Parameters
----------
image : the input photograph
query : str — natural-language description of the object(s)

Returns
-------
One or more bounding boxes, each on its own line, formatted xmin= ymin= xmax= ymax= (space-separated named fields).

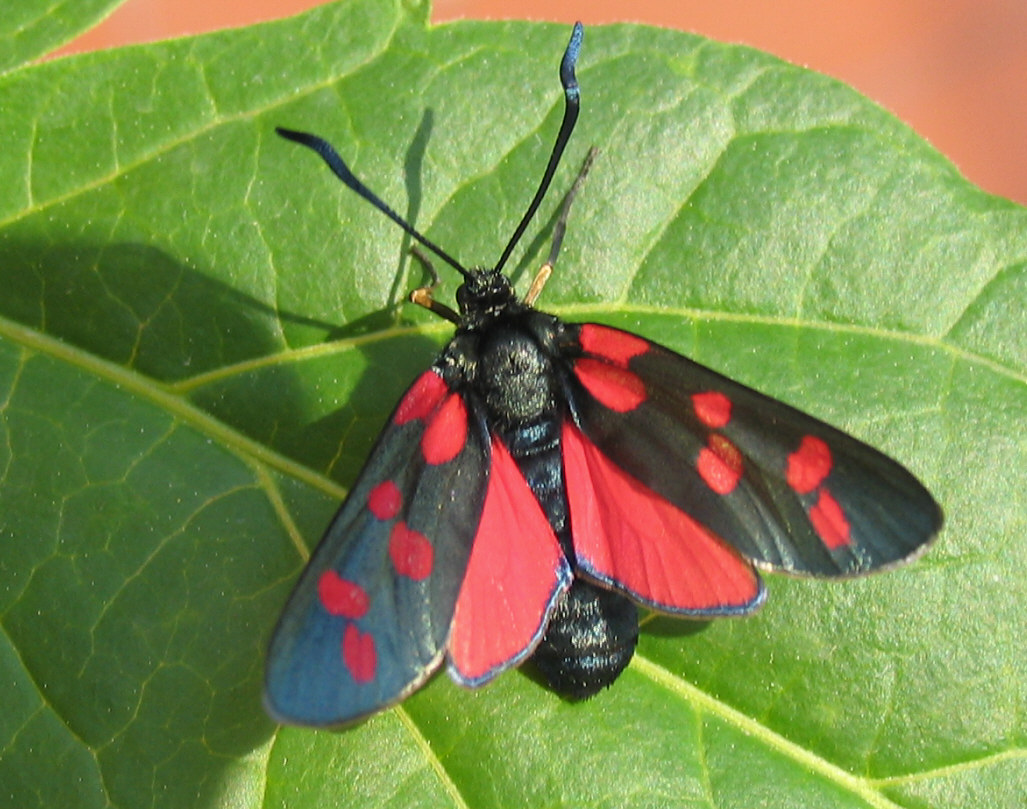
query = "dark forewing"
xmin=265 ymin=368 xmax=489 ymax=727
xmin=559 ymin=323 xmax=942 ymax=578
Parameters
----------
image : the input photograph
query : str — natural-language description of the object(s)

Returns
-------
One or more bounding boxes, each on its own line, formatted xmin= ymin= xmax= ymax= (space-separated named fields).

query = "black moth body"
xmin=264 ymin=23 xmax=941 ymax=727
xmin=440 ymin=289 xmax=640 ymax=697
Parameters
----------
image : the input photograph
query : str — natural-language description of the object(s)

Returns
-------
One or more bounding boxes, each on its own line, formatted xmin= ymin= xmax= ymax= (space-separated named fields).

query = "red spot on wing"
xmin=578 ymin=324 xmax=649 ymax=366
xmin=787 ymin=435 xmax=833 ymax=494
xmin=809 ymin=488 xmax=851 ymax=548
xmin=367 ymin=480 xmax=402 ymax=520
xmin=421 ymin=393 xmax=468 ymax=465
xmin=692 ymin=391 xmax=732 ymax=428
xmin=573 ymin=358 xmax=646 ymax=412
xmin=318 ymin=570 xmax=369 ymax=619
xmin=696 ymin=434 xmax=743 ymax=495
xmin=389 ymin=522 xmax=434 ymax=580
xmin=562 ymin=422 xmax=760 ymax=612
xmin=395 ymin=370 xmax=448 ymax=424
xmin=342 ymin=624 xmax=376 ymax=683
xmin=449 ymin=437 xmax=568 ymax=685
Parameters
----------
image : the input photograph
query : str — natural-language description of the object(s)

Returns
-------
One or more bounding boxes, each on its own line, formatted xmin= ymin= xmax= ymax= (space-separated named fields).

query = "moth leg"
xmin=524 ymin=146 xmax=599 ymax=306
xmin=409 ymin=246 xmax=461 ymax=323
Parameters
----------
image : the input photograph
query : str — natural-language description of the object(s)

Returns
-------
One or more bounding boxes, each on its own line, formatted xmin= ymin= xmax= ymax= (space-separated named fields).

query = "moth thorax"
xmin=478 ymin=327 xmax=557 ymax=423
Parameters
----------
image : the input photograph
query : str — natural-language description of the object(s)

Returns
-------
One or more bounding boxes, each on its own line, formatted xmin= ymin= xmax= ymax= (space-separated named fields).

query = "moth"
xmin=265 ymin=23 xmax=941 ymax=727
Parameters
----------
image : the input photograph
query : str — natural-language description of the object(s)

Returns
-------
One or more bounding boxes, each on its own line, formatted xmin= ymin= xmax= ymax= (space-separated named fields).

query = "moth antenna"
xmin=276 ymin=127 xmax=470 ymax=278
xmin=494 ymin=22 xmax=583 ymax=274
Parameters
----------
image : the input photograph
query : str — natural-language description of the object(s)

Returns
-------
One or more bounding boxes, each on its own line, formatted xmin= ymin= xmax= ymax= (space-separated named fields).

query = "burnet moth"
xmin=265 ymin=23 xmax=942 ymax=727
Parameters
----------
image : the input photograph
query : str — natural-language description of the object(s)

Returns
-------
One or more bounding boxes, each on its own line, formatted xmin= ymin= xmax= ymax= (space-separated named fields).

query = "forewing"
xmin=265 ymin=368 xmax=489 ymax=727
xmin=560 ymin=323 xmax=942 ymax=578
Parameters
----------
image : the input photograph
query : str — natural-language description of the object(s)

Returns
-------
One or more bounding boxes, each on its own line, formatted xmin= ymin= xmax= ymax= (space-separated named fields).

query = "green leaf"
xmin=1 ymin=1 xmax=1024 ymax=807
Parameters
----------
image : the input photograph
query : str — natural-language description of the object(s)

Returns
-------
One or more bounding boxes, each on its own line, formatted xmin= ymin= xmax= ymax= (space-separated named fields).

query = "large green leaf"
xmin=1 ymin=0 xmax=1024 ymax=807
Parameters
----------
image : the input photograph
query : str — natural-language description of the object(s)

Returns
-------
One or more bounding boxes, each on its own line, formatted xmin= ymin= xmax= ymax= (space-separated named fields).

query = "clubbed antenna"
xmin=276 ymin=127 xmax=470 ymax=277
xmin=493 ymin=22 xmax=584 ymax=274
xmin=277 ymin=21 xmax=585 ymax=281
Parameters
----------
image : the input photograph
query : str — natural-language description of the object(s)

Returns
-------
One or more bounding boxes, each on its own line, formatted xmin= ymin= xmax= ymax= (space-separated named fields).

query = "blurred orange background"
xmin=56 ymin=0 xmax=1027 ymax=206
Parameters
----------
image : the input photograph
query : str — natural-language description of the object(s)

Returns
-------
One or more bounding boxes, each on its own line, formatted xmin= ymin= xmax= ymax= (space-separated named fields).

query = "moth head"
xmin=456 ymin=268 xmax=516 ymax=318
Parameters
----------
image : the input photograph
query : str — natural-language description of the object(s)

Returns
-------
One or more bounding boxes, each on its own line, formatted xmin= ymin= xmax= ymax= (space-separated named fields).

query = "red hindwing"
xmin=562 ymin=420 xmax=763 ymax=614
xmin=448 ymin=437 xmax=572 ymax=685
